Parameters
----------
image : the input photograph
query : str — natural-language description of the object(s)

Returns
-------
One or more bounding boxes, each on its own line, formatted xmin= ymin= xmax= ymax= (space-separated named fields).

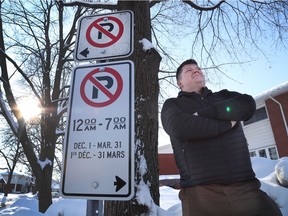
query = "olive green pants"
xmin=179 ymin=179 xmax=282 ymax=216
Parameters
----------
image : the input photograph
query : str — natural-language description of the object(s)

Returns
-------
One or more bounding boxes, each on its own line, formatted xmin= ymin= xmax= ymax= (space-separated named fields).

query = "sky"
xmin=0 ymin=156 xmax=287 ymax=216
xmin=159 ymin=43 xmax=288 ymax=100
xmin=209 ymin=50 xmax=288 ymax=98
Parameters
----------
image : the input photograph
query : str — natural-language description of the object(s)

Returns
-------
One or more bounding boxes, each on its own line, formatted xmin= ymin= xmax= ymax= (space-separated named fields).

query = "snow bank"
xmin=0 ymin=157 xmax=288 ymax=216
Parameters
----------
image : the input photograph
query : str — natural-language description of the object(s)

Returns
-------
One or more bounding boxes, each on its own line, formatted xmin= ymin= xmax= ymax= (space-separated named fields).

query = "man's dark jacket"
xmin=161 ymin=87 xmax=257 ymax=187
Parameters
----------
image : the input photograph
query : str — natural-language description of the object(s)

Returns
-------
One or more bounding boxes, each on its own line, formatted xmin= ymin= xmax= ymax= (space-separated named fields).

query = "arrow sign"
xmin=80 ymin=48 xmax=90 ymax=57
xmin=114 ymin=176 xmax=126 ymax=192
xmin=74 ymin=11 xmax=134 ymax=62
xmin=61 ymin=60 xmax=135 ymax=201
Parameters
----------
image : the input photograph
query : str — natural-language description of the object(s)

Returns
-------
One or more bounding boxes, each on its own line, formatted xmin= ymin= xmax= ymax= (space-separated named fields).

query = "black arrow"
xmin=114 ymin=176 xmax=126 ymax=192
xmin=80 ymin=47 xmax=89 ymax=57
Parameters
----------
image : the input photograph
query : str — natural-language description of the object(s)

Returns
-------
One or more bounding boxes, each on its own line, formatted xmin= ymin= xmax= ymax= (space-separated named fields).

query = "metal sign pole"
xmin=86 ymin=200 xmax=104 ymax=216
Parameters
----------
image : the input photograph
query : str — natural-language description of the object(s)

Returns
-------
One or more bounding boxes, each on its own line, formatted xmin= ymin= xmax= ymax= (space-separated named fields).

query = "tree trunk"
xmin=105 ymin=1 xmax=161 ymax=215
xmin=37 ymin=167 xmax=53 ymax=213
xmin=37 ymin=111 xmax=58 ymax=212
xmin=1 ymin=180 xmax=11 ymax=206
xmin=1 ymin=168 xmax=15 ymax=206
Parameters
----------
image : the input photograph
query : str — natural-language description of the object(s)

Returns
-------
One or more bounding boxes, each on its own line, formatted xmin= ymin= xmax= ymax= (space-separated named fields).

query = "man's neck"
xmin=183 ymin=86 xmax=204 ymax=94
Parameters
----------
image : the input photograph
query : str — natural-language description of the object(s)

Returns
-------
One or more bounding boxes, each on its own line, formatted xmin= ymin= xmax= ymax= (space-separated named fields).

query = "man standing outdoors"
xmin=161 ymin=59 xmax=282 ymax=216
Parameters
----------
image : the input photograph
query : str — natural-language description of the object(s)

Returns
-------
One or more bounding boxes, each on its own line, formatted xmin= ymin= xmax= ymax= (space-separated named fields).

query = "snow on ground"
xmin=0 ymin=157 xmax=287 ymax=216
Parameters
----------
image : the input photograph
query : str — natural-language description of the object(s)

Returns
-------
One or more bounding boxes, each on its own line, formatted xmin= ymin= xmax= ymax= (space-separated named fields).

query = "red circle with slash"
xmin=86 ymin=16 xmax=124 ymax=48
xmin=80 ymin=67 xmax=123 ymax=107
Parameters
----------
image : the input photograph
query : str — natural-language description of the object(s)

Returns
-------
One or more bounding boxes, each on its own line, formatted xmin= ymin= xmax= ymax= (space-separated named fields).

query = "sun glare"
xmin=18 ymin=97 xmax=42 ymax=121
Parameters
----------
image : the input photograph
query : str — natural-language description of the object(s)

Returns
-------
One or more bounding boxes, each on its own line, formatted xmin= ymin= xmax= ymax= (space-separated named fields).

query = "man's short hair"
xmin=176 ymin=59 xmax=198 ymax=81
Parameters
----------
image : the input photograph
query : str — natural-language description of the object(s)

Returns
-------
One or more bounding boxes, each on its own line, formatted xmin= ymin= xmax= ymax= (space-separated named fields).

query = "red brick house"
xmin=159 ymin=82 xmax=288 ymax=176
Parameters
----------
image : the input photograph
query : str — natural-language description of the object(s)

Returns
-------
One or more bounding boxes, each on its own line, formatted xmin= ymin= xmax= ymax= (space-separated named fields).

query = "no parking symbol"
xmin=80 ymin=67 xmax=123 ymax=107
xmin=74 ymin=11 xmax=134 ymax=61
xmin=86 ymin=16 xmax=124 ymax=48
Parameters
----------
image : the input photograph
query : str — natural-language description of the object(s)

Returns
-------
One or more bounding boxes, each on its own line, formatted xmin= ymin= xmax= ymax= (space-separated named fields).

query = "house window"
xmin=268 ymin=147 xmax=278 ymax=160
xmin=250 ymin=146 xmax=279 ymax=160
xmin=258 ymin=149 xmax=267 ymax=158
xmin=243 ymin=107 xmax=268 ymax=126
xmin=250 ymin=151 xmax=256 ymax=157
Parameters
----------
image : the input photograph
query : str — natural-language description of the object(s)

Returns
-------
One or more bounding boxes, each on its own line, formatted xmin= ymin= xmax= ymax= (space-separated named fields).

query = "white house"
xmin=243 ymin=81 xmax=288 ymax=159
xmin=0 ymin=171 xmax=33 ymax=193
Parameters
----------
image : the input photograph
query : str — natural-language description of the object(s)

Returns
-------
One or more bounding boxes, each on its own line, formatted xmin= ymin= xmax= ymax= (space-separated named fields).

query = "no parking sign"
xmin=80 ymin=66 xmax=124 ymax=107
xmin=61 ymin=60 xmax=134 ymax=200
xmin=74 ymin=11 xmax=134 ymax=61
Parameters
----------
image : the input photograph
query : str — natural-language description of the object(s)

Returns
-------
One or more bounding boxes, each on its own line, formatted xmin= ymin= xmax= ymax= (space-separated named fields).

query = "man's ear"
xmin=177 ymin=80 xmax=183 ymax=89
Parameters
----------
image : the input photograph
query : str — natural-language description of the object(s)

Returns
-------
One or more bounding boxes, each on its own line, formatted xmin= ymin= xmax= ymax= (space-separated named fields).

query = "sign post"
xmin=61 ymin=61 xmax=134 ymax=201
xmin=86 ymin=200 xmax=104 ymax=216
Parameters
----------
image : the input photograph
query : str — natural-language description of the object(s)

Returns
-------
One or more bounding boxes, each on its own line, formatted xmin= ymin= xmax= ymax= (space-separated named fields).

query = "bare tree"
xmin=0 ymin=128 xmax=24 ymax=206
xmin=154 ymin=1 xmax=288 ymax=94
xmin=0 ymin=0 xmax=287 ymax=215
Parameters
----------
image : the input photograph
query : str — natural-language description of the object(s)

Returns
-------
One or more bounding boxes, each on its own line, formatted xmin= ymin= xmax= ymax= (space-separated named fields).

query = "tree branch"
xmin=150 ymin=0 xmax=166 ymax=8
xmin=59 ymin=0 xmax=117 ymax=10
xmin=0 ymin=90 xmax=18 ymax=135
xmin=182 ymin=0 xmax=226 ymax=11
xmin=0 ymin=49 xmax=44 ymax=107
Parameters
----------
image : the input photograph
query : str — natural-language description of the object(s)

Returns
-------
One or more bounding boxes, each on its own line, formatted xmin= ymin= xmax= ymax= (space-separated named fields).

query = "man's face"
xmin=177 ymin=64 xmax=205 ymax=92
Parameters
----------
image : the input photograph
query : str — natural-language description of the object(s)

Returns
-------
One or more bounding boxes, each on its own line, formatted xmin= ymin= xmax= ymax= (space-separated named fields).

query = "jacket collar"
xmin=178 ymin=87 xmax=212 ymax=98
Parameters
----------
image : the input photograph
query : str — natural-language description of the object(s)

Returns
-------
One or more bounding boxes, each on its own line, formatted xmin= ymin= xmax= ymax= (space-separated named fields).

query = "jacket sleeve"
xmin=197 ymin=90 xmax=256 ymax=121
xmin=161 ymin=98 xmax=233 ymax=140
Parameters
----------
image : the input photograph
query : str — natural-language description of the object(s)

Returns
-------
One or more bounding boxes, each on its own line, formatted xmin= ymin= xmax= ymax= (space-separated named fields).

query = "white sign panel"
xmin=74 ymin=11 xmax=133 ymax=62
xmin=61 ymin=60 xmax=134 ymax=200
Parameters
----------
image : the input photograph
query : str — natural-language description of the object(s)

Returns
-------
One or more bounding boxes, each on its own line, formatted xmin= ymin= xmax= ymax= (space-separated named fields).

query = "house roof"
xmin=158 ymin=144 xmax=173 ymax=153
xmin=0 ymin=171 xmax=31 ymax=178
xmin=0 ymin=174 xmax=6 ymax=183
xmin=254 ymin=81 xmax=288 ymax=101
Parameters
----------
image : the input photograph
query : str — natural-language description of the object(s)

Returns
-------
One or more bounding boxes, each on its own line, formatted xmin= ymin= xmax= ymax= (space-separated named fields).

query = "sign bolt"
xmin=92 ymin=181 xmax=99 ymax=189
xmin=101 ymin=49 xmax=106 ymax=54
xmin=103 ymin=17 xmax=108 ymax=21
xmin=99 ymin=67 xmax=105 ymax=71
